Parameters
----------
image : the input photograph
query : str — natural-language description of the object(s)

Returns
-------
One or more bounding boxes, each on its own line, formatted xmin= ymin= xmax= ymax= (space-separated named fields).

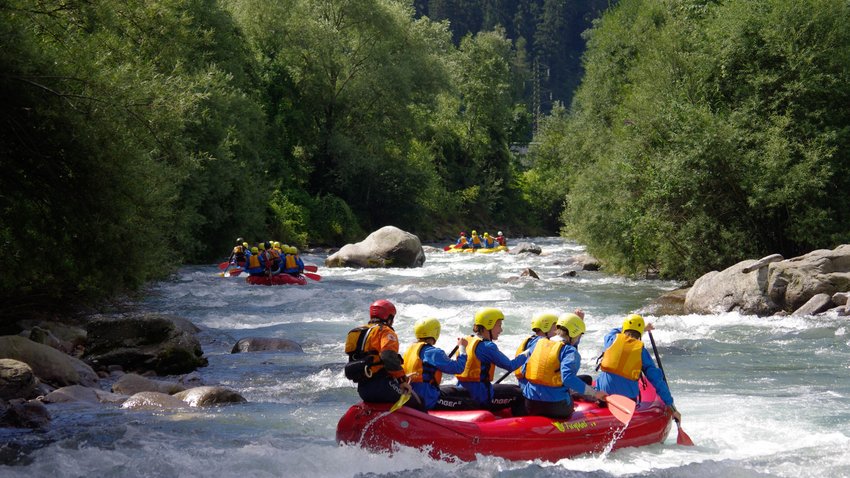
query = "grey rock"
xmin=0 ymin=336 xmax=98 ymax=387
xmin=0 ymin=359 xmax=37 ymax=401
xmin=832 ymin=292 xmax=849 ymax=306
xmin=231 ymin=337 xmax=303 ymax=354
xmin=325 ymin=226 xmax=425 ymax=268
xmin=0 ymin=398 xmax=50 ymax=428
xmin=508 ymin=242 xmax=542 ymax=255
xmin=638 ymin=288 xmax=690 ymax=316
xmin=685 ymin=260 xmax=779 ymax=315
xmin=767 ymin=245 xmax=850 ymax=311
xmin=111 ymin=373 xmax=186 ymax=395
xmin=173 ymin=386 xmax=247 ymax=407
xmin=121 ymin=391 xmax=187 ymax=410
xmin=791 ymin=293 xmax=834 ymax=316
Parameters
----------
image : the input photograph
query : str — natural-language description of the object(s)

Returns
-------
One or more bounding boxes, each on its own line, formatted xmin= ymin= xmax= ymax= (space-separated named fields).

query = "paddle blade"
xmin=443 ymin=245 xmax=453 ymax=251
xmin=218 ymin=261 xmax=230 ymax=270
xmin=304 ymin=272 xmax=322 ymax=281
xmin=227 ymin=268 xmax=244 ymax=276
xmin=606 ymin=395 xmax=636 ymax=425
xmin=675 ymin=419 xmax=695 ymax=446
xmin=304 ymin=264 xmax=318 ymax=272
xmin=389 ymin=393 xmax=410 ymax=413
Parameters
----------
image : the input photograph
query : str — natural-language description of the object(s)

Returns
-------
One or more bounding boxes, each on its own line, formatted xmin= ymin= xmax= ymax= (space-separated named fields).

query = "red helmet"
xmin=369 ymin=299 xmax=396 ymax=321
xmin=460 ymin=231 xmax=466 ymax=236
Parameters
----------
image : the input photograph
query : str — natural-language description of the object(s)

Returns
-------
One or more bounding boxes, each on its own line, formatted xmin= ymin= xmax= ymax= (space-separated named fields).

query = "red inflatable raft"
xmin=245 ymin=274 xmax=307 ymax=286
xmin=336 ymin=380 xmax=671 ymax=462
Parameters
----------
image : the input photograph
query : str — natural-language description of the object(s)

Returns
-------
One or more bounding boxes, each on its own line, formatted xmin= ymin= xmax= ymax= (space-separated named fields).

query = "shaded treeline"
xmin=526 ymin=0 xmax=850 ymax=280
xmin=1 ymin=0 xmax=552 ymax=308
xmin=413 ymin=0 xmax=611 ymax=122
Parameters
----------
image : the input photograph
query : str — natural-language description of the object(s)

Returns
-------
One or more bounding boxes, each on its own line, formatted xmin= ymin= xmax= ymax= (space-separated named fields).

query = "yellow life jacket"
xmin=458 ymin=237 xmax=468 ymax=245
xmin=284 ymin=254 xmax=297 ymax=270
xmin=514 ymin=336 xmax=534 ymax=380
xmin=525 ymin=338 xmax=566 ymax=387
xmin=247 ymin=254 xmax=261 ymax=269
xmin=600 ymin=333 xmax=644 ymax=380
xmin=403 ymin=342 xmax=442 ymax=385
xmin=456 ymin=336 xmax=495 ymax=383
xmin=471 ymin=235 xmax=481 ymax=246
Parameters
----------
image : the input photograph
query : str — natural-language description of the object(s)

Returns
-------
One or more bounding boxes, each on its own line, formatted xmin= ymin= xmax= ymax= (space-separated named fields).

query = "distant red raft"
xmin=245 ymin=274 xmax=307 ymax=286
xmin=336 ymin=380 xmax=672 ymax=462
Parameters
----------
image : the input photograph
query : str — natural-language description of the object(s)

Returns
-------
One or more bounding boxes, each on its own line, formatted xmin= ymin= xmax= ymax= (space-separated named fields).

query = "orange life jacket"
xmin=403 ymin=342 xmax=442 ymax=385
xmin=600 ymin=333 xmax=644 ymax=380
xmin=456 ymin=336 xmax=495 ymax=383
xmin=524 ymin=338 xmax=566 ymax=387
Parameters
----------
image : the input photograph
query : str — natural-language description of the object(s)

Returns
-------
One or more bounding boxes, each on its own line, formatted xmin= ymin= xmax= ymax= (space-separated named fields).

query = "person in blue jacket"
xmin=521 ymin=313 xmax=608 ymax=418
xmin=595 ymin=314 xmax=682 ymax=423
xmin=402 ymin=317 xmax=468 ymax=410
xmin=513 ymin=312 xmax=558 ymax=387
xmin=244 ymin=246 xmax=266 ymax=276
xmin=482 ymin=233 xmax=496 ymax=248
xmin=439 ymin=308 xmax=530 ymax=415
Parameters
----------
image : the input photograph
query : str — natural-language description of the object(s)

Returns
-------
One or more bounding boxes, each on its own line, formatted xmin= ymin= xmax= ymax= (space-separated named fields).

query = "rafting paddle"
xmin=648 ymin=330 xmax=695 ymax=446
xmin=605 ymin=394 xmax=636 ymax=425
xmin=304 ymin=272 xmax=322 ymax=281
xmin=304 ymin=264 xmax=318 ymax=272
xmin=218 ymin=261 xmax=231 ymax=270
xmin=389 ymin=393 xmax=410 ymax=412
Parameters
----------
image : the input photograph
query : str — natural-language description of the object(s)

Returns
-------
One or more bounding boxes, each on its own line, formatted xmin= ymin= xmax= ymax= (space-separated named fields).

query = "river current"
xmin=1 ymin=237 xmax=849 ymax=477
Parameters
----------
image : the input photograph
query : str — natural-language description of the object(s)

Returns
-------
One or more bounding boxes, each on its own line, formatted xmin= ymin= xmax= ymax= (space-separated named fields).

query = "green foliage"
xmin=533 ymin=0 xmax=850 ymax=280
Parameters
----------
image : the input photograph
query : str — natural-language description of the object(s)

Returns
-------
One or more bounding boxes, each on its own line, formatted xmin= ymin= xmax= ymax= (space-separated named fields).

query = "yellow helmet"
xmin=273 ymin=241 xmax=281 ymax=249
xmin=474 ymin=307 xmax=504 ymax=330
xmin=557 ymin=313 xmax=586 ymax=337
xmin=242 ymin=242 xmax=249 ymax=248
xmin=471 ymin=230 xmax=477 ymax=235
xmin=622 ymin=314 xmax=645 ymax=335
xmin=484 ymin=232 xmax=489 ymax=237
xmin=258 ymin=242 xmax=266 ymax=251
xmin=413 ymin=317 xmax=441 ymax=341
xmin=530 ymin=312 xmax=558 ymax=333
xmin=250 ymin=247 xmax=259 ymax=254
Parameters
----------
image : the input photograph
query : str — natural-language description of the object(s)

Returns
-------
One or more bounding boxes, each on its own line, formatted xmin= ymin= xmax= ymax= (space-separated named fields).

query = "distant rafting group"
xmin=217 ymin=238 xmax=321 ymax=286
xmin=445 ymin=230 xmax=508 ymax=253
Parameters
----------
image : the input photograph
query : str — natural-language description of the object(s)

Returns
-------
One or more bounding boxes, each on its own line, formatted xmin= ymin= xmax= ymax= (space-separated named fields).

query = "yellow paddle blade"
xmin=606 ymin=394 xmax=636 ymax=425
xmin=389 ymin=393 xmax=410 ymax=413
xmin=552 ymin=421 xmax=566 ymax=432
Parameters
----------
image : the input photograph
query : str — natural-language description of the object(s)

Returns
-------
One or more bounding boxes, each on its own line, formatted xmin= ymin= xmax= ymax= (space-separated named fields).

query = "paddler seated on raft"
xmin=401 ymin=317 xmax=469 ymax=410
xmin=520 ymin=313 xmax=607 ymax=419
xmin=469 ymin=230 xmax=482 ymax=249
xmin=456 ymin=231 xmax=470 ymax=249
xmin=244 ymin=246 xmax=267 ymax=276
xmin=482 ymin=232 xmax=496 ymax=249
xmin=436 ymin=308 xmax=530 ymax=416
xmin=495 ymin=231 xmax=506 ymax=247
xmin=514 ymin=312 xmax=559 ymax=388
xmin=228 ymin=237 xmax=246 ymax=267
xmin=281 ymin=246 xmax=304 ymax=276
xmin=265 ymin=241 xmax=282 ymax=274
xmin=595 ymin=314 xmax=682 ymax=423
xmin=344 ymin=300 xmax=420 ymax=409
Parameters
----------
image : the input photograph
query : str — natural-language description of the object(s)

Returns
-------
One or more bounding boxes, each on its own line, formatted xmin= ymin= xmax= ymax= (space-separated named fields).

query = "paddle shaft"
xmin=648 ymin=330 xmax=694 ymax=445
xmin=647 ymin=331 xmax=668 ymax=382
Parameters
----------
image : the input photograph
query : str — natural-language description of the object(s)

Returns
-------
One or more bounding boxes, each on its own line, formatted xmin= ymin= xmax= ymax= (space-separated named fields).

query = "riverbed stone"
xmin=121 ymin=391 xmax=187 ymax=410
xmin=685 ymin=260 xmax=779 ymax=315
xmin=0 ymin=359 xmax=37 ymax=401
xmin=832 ymin=292 xmax=849 ymax=306
xmin=0 ymin=398 xmax=50 ymax=428
xmin=173 ymin=386 xmax=247 ymax=407
xmin=84 ymin=313 xmax=207 ymax=375
xmin=0 ymin=336 xmax=98 ymax=388
xmin=230 ymin=337 xmax=303 ymax=354
xmin=111 ymin=373 xmax=186 ymax=395
xmin=325 ymin=226 xmax=425 ymax=268
xmin=638 ymin=288 xmax=689 ymax=316
xmin=508 ymin=242 xmax=542 ymax=255
xmin=766 ymin=245 xmax=850 ymax=312
xmin=791 ymin=293 xmax=834 ymax=316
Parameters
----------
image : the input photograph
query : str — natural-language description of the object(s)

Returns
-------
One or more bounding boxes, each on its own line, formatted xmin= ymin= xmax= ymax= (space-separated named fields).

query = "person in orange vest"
xmin=514 ymin=312 xmax=558 ymax=387
xmin=456 ymin=232 xmax=470 ymax=249
xmin=469 ymin=230 xmax=482 ymax=249
xmin=228 ymin=237 xmax=246 ymax=266
xmin=520 ymin=313 xmax=607 ymax=418
xmin=438 ymin=308 xmax=530 ymax=415
xmin=595 ymin=314 xmax=681 ymax=422
xmin=482 ymin=232 xmax=496 ymax=248
xmin=344 ymin=300 xmax=414 ymax=407
xmin=402 ymin=318 xmax=468 ymax=410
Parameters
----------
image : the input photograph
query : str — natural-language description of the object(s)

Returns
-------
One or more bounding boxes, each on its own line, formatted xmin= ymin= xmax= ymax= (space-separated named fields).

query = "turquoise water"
xmin=2 ymin=237 xmax=849 ymax=477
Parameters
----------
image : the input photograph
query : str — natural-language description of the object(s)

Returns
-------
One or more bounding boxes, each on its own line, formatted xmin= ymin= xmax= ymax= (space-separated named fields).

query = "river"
xmin=1 ymin=237 xmax=848 ymax=477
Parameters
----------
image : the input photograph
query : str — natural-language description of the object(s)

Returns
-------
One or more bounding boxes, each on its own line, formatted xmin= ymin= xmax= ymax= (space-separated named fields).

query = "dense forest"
xmin=2 ymin=0 xmax=848 ymax=310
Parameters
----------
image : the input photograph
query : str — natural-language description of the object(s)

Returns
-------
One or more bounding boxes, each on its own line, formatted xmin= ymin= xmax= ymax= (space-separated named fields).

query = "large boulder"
xmin=111 ymin=373 xmax=186 ymax=395
xmin=0 ymin=336 xmax=98 ymax=387
xmin=84 ymin=313 xmax=207 ymax=375
xmin=325 ymin=226 xmax=425 ymax=268
xmin=230 ymin=337 xmax=303 ymax=354
xmin=42 ymin=385 xmax=126 ymax=405
xmin=685 ymin=260 xmax=779 ymax=315
xmin=766 ymin=245 xmax=850 ymax=312
xmin=508 ymin=242 xmax=542 ymax=255
xmin=0 ymin=359 xmax=37 ymax=400
xmin=121 ymin=391 xmax=187 ymax=410
xmin=173 ymin=386 xmax=247 ymax=407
